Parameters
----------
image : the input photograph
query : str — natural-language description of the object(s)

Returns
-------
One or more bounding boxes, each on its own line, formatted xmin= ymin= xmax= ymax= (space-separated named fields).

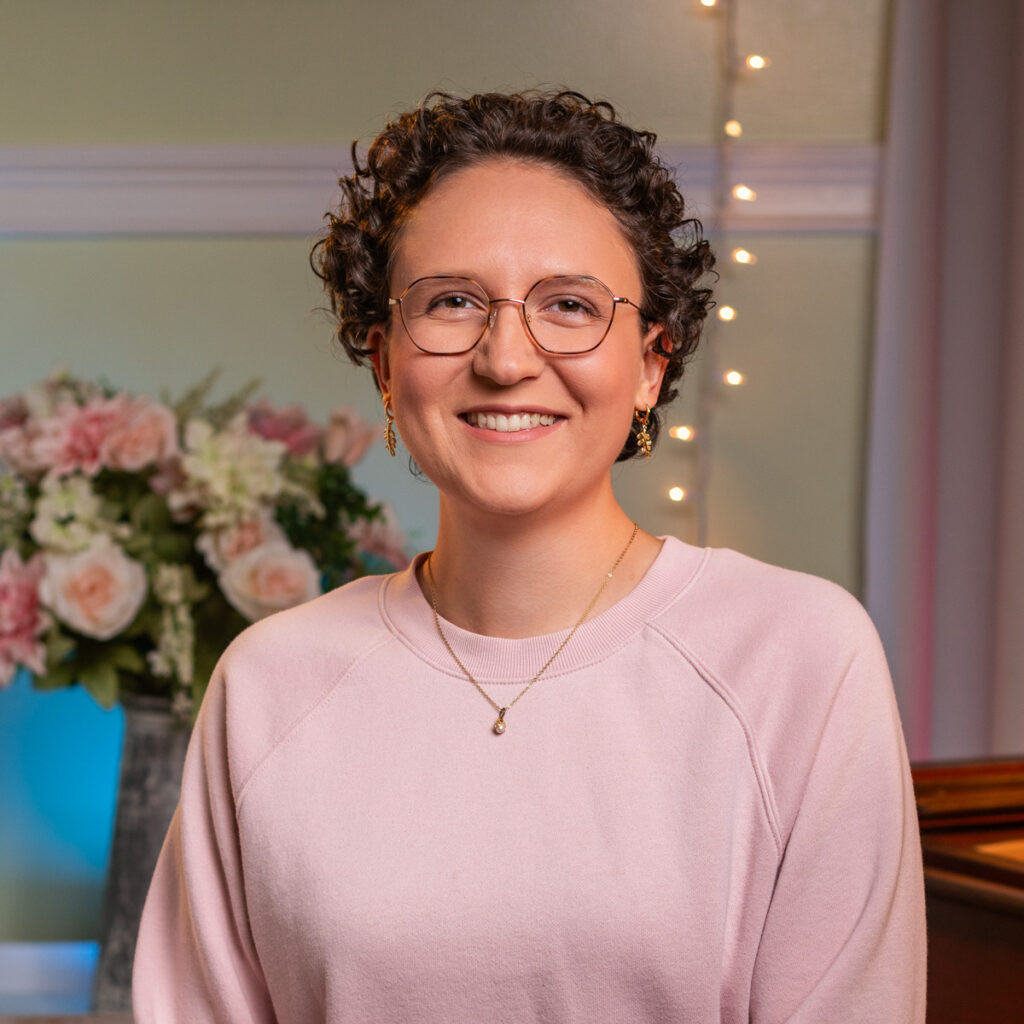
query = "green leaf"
xmin=108 ymin=645 xmax=146 ymax=673
xmin=79 ymin=662 xmax=119 ymax=709
xmin=173 ymin=368 xmax=221 ymax=424
xmin=34 ymin=662 xmax=77 ymax=691
xmin=130 ymin=491 xmax=172 ymax=535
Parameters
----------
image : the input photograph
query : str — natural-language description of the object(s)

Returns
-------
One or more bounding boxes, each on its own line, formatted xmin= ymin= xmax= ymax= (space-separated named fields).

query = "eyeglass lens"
xmin=397 ymin=276 xmax=618 ymax=354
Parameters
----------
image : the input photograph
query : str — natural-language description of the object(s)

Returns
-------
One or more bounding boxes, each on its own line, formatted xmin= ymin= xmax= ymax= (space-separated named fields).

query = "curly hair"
xmin=311 ymin=89 xmax=715 ymax=461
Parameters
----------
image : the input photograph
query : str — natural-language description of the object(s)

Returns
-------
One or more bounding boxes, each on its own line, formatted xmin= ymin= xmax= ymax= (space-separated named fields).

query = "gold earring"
xmin=382 ymin=393 xmax=397 ymax=457
xmin=635 ymin=406 xmax=653 ymax=458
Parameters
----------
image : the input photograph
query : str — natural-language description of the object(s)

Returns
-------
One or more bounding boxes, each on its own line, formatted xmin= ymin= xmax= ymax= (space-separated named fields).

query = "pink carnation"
xmin=101 ymin=396 xmax=180 ymax=472
xmin=0 ymin=549 xmax=49 ymax=688
xmin=247 ymin=401 xmax=322 ymax=458
xmin=323 ymin=407 xmax=376 ymax=467
xmin=31 ymin=396 xmax=128 ymax=477
xmin=348 ymin=503 xmax=409 ymax=569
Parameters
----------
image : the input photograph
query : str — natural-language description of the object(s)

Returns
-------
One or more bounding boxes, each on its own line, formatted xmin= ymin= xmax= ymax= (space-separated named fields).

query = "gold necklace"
xmin=426 ymin=522 xmax=640 ymax=735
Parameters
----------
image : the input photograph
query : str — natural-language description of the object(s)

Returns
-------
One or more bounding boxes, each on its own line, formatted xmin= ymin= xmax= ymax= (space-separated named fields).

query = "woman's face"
xmin=370 ymin=158 xmax=668 ymax=522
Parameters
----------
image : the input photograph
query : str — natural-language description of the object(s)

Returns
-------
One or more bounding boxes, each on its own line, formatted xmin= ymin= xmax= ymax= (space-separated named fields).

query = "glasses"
xmin=387 ymin=275 xmax=643 ymax=355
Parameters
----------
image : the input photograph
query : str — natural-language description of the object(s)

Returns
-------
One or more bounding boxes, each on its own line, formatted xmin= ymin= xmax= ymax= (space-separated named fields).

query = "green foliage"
xmin=277 ymin=462 xmax=385 ymax=591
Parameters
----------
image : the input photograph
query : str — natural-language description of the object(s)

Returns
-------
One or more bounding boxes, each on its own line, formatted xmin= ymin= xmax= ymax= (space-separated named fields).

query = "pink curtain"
xmin=866 ymin=0 xmax=1024 ymax=760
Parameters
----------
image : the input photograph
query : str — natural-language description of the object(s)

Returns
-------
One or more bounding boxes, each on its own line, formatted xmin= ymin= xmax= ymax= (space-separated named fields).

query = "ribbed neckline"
xmin=378 ymin=535 xmax=709 ymax=686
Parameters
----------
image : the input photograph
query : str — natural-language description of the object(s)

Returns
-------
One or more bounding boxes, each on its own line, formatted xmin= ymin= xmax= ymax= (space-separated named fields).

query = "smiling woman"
xmin=131 ymin=90 xmax=926 ymax=1024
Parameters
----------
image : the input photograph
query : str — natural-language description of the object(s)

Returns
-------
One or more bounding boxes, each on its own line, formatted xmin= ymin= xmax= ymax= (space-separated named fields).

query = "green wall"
xmin=0 ymin=0 xmax=889 ymax=940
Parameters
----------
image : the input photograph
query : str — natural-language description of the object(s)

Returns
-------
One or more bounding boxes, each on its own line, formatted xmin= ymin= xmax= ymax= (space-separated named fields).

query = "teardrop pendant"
xmin=493 ymin=708 xmax=508 ymax=735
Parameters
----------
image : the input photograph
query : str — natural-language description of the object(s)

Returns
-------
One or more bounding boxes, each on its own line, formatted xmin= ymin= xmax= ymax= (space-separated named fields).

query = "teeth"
xmin=466 ymin=412 xmax=556 ymax=432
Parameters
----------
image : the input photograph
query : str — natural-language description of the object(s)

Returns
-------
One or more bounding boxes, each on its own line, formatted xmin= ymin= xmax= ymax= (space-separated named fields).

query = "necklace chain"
xmin=426 ymin=522 xmax=640 ymax=734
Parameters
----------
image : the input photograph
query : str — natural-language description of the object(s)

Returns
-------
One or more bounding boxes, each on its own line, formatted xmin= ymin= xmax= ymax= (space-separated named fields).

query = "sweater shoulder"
xmin=654 ymin=544 xmax=881 ymax=672
xmin=651 ymin=546 xmax=894 ymax=836
xmin=212 ymin=573 xmax=394 ymax=799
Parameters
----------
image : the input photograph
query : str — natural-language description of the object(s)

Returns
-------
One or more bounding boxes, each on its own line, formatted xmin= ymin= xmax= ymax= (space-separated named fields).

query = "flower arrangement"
xmin=0 ymin=372 xmax=407 ymax=720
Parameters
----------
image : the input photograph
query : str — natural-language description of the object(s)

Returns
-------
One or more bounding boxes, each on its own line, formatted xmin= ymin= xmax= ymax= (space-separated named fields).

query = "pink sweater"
xmin=133 ymin=537 xmax=926 ymax=1022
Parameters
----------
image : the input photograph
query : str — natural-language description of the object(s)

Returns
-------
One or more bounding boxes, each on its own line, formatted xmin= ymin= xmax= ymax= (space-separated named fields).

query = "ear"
xmin=635 ymin=323 xmax=671 ymax=410
xmin=367 ymin=323 xmax=392 ymax=396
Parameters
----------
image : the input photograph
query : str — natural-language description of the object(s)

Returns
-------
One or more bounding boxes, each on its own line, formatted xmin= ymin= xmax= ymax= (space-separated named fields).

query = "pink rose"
xmin=246 ymin=401 xmax=322 ymax=458
xmin=32 ymin=396 xmax=127 ymax=477
xmin=348 ymin=504 xmax=409 ymax=569
xmin=196 ymin=511 xmax=287 ymax=572
xmin=323 ymin=407 xmax=376 ymax=466
xmin=0 ymin=549 xmax=49 ymax=687
xmin=218 ymin=541 xmax=321 ymax=621
xmin=100 ymin=396 xmax=180 ymax=472
xmin=40 ymin=535 xmax=147 ymax=640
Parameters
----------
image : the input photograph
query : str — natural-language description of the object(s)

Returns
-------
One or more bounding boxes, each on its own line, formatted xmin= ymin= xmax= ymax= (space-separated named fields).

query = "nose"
xmin=471 ymin=298 xmax=544 ymax=385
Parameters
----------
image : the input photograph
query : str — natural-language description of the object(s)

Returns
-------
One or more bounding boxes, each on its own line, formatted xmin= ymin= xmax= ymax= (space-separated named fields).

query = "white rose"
xmin=218 ymin=541 xmax=321 ymax=622
xmin=40 ymin=535 xmax=147 ymax=640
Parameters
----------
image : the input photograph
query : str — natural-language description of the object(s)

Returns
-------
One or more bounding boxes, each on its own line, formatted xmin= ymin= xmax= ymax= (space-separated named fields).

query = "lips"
xmin=463 ymin=411 xmax=560 ymax=432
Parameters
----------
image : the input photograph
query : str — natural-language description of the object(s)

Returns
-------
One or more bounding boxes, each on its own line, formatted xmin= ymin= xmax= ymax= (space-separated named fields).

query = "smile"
xmin=463 ymin=411 xmax=559 ymax=433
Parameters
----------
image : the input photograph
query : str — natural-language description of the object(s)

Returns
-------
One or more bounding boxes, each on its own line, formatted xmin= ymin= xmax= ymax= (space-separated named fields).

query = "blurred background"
xmin=1 ymin=0 xmax=1021 ymax=961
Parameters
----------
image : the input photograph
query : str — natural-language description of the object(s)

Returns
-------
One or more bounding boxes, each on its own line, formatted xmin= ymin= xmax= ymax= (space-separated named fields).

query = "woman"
xmin=133 ymin=91 xmax=926 ymax=1022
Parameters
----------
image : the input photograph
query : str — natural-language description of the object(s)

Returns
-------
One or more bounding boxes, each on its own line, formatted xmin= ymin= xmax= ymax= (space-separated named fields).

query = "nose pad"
xmin=479 ymin=300 xmax=533 ymax=350
xmin=473 ymin=300 xmax=541 ymax=381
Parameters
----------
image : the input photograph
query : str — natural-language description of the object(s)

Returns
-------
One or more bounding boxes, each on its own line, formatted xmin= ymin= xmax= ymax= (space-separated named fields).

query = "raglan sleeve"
xmin=132 ymin=660 xmax=277 ymax=1023
xmin=749 ymin=612 xmax=927 ymax=1023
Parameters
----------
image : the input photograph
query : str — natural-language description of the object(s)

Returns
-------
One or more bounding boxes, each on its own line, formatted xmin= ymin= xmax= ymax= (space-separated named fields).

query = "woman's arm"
xmin=749 ymin=634 xmax=927 ymax=1023
xmin=132 ymin=664 xmax=277 ymax=1023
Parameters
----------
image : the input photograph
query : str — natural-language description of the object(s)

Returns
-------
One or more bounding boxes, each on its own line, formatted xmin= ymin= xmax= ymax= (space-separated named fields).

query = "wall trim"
xmin=0 ymin=143 xmax=880 ymax=237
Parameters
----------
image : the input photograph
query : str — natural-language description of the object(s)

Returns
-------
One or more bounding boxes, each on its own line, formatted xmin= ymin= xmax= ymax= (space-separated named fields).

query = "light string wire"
xmin=686 ymin=0 xmax=757 ymax=546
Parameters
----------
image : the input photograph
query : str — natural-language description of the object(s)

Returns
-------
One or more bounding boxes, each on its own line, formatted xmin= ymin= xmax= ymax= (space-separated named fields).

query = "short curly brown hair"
xmin=311 ymin=89 xmax=715 ymax=461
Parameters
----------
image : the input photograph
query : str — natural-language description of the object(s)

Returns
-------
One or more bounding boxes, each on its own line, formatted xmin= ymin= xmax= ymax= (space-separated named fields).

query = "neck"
xmin=422 ymin=493 xmax=661 ymax=638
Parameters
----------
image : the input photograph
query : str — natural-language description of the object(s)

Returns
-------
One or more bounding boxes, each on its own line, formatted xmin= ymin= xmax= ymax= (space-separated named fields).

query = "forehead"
xmin=390 ymin=159 xmax=639 ymax=289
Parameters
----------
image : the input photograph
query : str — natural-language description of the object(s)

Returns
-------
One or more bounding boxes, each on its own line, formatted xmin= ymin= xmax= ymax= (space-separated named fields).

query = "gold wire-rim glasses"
xmin=386 ymin=274 xmax=645 ymax=355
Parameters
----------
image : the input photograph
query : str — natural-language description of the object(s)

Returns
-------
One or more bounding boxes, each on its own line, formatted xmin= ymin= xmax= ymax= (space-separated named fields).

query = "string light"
xmin=685 ymin=0 xmax=767 ymax=544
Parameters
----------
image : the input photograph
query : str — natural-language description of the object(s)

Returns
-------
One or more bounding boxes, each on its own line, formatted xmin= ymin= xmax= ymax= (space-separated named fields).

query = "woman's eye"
xmin=430 ymin=293 xmax=480 ymax=311
xmin=549 ymin=297 xmax=596 ymax=316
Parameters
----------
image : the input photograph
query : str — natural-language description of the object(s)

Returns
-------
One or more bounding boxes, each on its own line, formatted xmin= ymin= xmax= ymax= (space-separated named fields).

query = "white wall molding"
xmin=0 ymin=143 xmax=880 ymax=237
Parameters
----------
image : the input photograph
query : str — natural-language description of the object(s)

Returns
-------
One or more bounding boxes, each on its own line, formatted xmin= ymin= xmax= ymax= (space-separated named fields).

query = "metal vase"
xmin=91 ymin=695 xmax=190 ymax=1012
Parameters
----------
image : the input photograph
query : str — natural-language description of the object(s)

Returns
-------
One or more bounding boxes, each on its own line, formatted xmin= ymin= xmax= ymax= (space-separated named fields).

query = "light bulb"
xmin=731 ymin=247 xmax=757 ymax=265
xmin=745 ymin=54 xmax=770 ymax=70
xmin=724 ymin=119 xmax=743 ymax=138
xmin=669 ymin=425 xmax=695 ymax=441
xmin=669 ymin=486 xmax=687 ymax=502
xmin=699 ymin=0 xmax=718 ymax=6
xmin=732 ymin=184 xmax=757 ymax=202
xmin=717 ymin=305 xmax=737 ymax=322
xmin=724 ymin=370 xmax=745 ymax=386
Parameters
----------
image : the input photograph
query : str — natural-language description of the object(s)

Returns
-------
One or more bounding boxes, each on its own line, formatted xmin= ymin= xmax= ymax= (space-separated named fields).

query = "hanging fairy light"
xmin=680 ymin=0 xmax=767 ymax=544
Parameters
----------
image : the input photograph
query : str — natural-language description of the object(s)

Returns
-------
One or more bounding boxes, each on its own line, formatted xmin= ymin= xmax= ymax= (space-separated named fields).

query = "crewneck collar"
xmin=379 ymin=535 xmax=709 ymax=686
